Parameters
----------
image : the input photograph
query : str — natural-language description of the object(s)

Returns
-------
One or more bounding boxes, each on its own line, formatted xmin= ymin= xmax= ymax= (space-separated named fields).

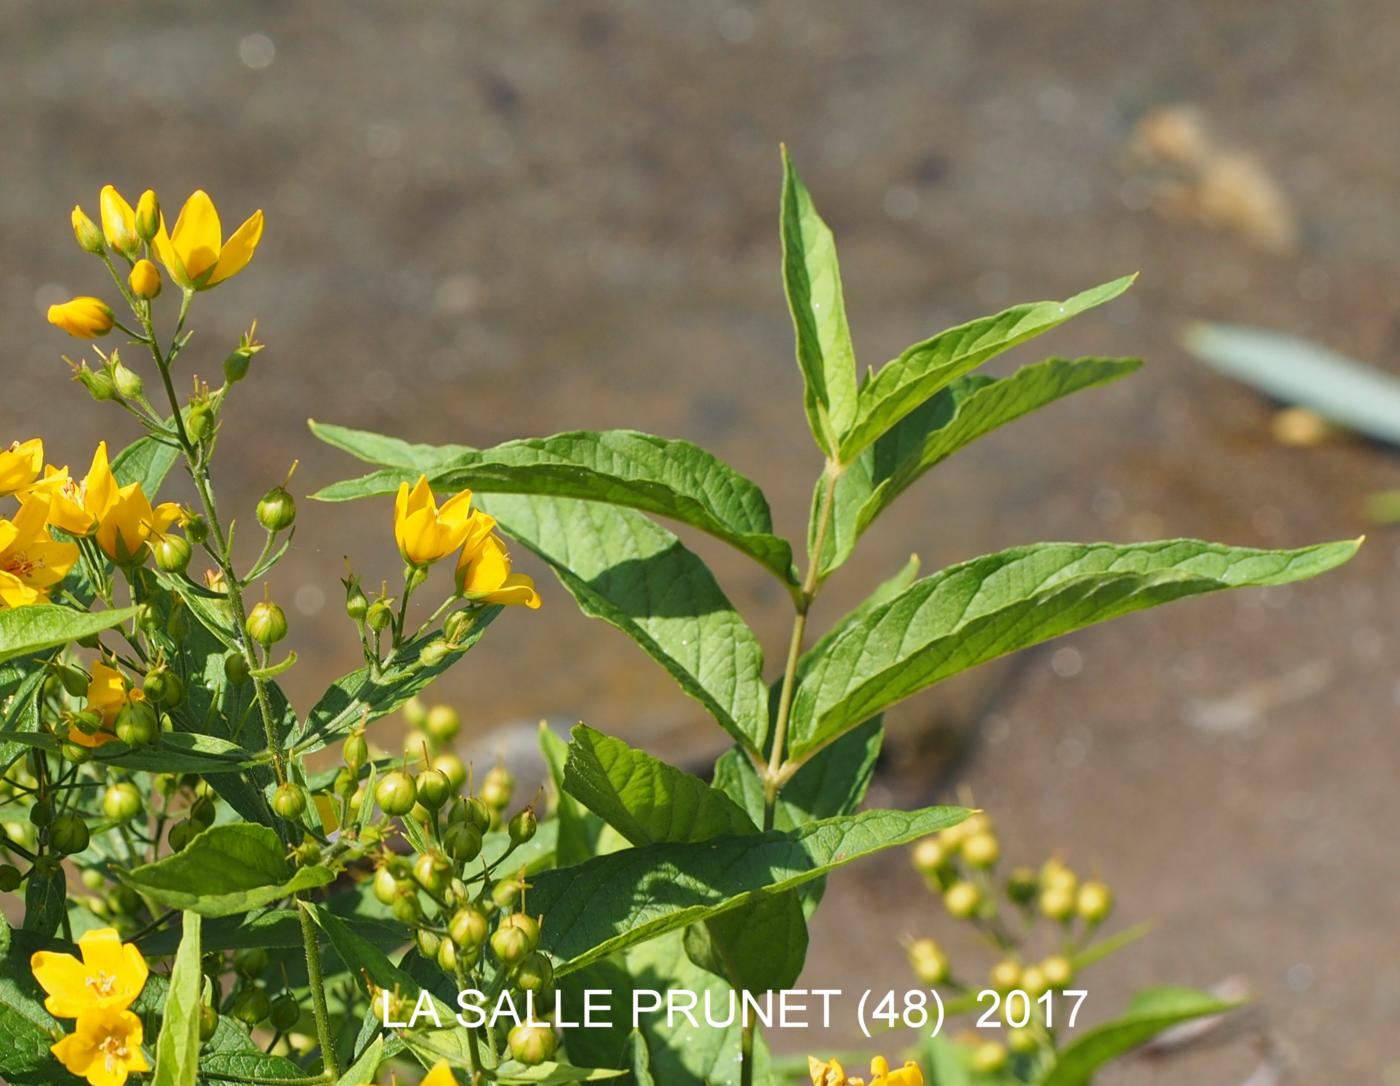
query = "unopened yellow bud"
xmin=908 ymin=938 xmax=948 ymax=985
xmin=943 ymin=879 xmax=981 ymax=919
xmin=1040 ymin=955 xmax=1073 ymax=989
xmin=962 ymin=831 xmax=1000 ymax=868
xmin=129 ymin=259 xmax=162 ymax=300
xmin=47 ymin=297 xmax=114 ymax=339
xmin=71 ymin=206 xmax=104 ymax=253
xmin=989 ymin=959 xmax=1021 ymax=991
xmin=99 ymin=185 xmax=140 ymax=256
xmin=135 ymin=190 xmax=160 ymax=242
xmin=1076 ymin=880 xmax=1113 ymax=924
xmin=911 ymin=836 xmax=946 ymax=875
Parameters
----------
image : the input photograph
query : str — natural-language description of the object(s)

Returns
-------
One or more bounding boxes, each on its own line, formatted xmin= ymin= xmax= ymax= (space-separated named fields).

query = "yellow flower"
xmin=0 ymin=494 xmax=79 ymax=609
xmin=50 ymin=1006 xmax=149 ymax=1086
xmin=455 ymin=531 xmax=540 ymax=609
xmin=421 ymin=1062 xmax=459 ymax=1086
xmin=95 ymin=485 xmax=181 ymax=565
xmin=128 ymin=259 xmax=161 ymax=300
xmin=0 ymin=439 xmax=44 ymax=496
xmin=394 ymin=476 xmax=476 ymax=567
xmin=31 ymin=927 xmax=149 ymax=1017
xmin=154 ymin=190 xmax=263 ymax=290
xmin=99 ymin=185 xmax=140 ymax=257
xmin=810 ymin=1057 xmax=851 ymax=1086
xmin=47 ymin=297 xmax=114 ymax=339
xmin=71 ymin=661 xmax=140 ymax=748
xmin=869 ymin=1056 xmax=923 ymax=1086
xmin=44 ymin=442 xmax=180 ymax=563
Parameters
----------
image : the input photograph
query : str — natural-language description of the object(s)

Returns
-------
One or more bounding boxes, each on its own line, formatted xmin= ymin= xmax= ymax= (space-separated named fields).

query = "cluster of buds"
xmin=905 ymin=815 xmax=1116 ymax=1074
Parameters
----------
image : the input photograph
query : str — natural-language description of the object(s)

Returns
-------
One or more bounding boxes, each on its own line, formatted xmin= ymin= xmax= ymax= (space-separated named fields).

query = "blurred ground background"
xmin=4 ymin=2 xmax=1400 ymax=1081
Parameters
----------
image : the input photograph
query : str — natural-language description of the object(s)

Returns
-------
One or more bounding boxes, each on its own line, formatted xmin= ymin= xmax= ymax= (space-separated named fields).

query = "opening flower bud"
xmin=256 ymin=486 xmax=296 ymax=532
xmin=246 ymin=600 xmax=288 ymax=646
xmin=129 ymin=259 xmax=162 ymax=300
xmin=135 ymin=190 xmax=160 ymax=242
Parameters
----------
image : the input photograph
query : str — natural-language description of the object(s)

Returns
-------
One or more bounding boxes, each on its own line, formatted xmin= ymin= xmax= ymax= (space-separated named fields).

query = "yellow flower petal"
xmin=422 ymin=1061 xmax=460 ymax=1086
xmin=170 ymin=190 xmax=223 ymax=282
xmin=51 ymin=1007 xmax=147 ymax=1086
xmin=98 ymin=186 xmax=138 ymax=254
xmin=0 ymin=439 xmax=44 ymax=496
xmin=206 ymin=209 xmax=264 ymax=286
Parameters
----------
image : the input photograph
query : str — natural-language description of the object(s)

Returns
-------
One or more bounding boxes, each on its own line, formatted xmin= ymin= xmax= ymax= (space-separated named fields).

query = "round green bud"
xmin=59 ymin=740 xmax=92 ymax=763
xmin=49 ymin=813 xmax=89 ymax=855
xmin=1076 ymin=880 xmax=1113 ymax=924
xmin=507 ymin=1024 xmax=557 ymax=1066
xmin=365 ymin=600 xmax=393 ymax=632
xmin=375 ymin=771 xmax=417 ymax=816
xmin=271 ymin=783 xmax=307 ymax=819
xmin=56 ymin=664 xmax=90 ymax=699
xmin=491 ymin=878 xmax=523 ymax=911
xmin=449 ymin=906 xmax=489 ymax=950
xmin=199 ymin=1003 xmax=219 ymax=1041
xmin=332 ymin=767 xmax=356 ymax=798
xmin=269 ymin=993 xmax=300 ymax=1032
xmin=153 ymin=534 xmax=192 ymax=574
xmin=245 ymin=601 xmax=288 ymax=646
xmin=491 ymin=925 xmax=531 ymax=967
xmin=224 ymin=652 xmax=249 ymax=685
xmin=0 ymin=864 xmax=19 ymax=892
xmin=230 ymin=986 xmax=271 ymax=1025
xmin=908 ymin=938 xmax=948 ymax=985
xmin=1041 ymin=859 xmax=1077 ymax=894
xmin=342 ymin=731 xmax=368 ymax=772
xmin=186 ymin=405 xmax=215 ymax=443
xmin=1006 ymin=866 xmax=1039 ymax=906
xmin=29 ymin=802 xmax=53 ymax=828
xmin=418 ymin=640 xmax=452 ymax=668
xmin=115 ymin=701 xmax=159 ymax=747
xmin=234 ymin=947 xmax=269 ymax=977
xmin=423 ymin=704 xmax=461 ymax=743
xmin=112 ymin=361 xmax=143 ymax=401
xmin=961 ymin=831 xmax=1000 ymax=868
xmin=508 ymin=807 xmax=537 ymax=846
xmin=82 ymin=868 xmax=106 ymax=891
xmin=184 ymin=514 xmax=209 ymax=545
xmin=391 ymin=892 xmax=422 ymax=925
xmin=972 ymin=1041 xmax=1007 ymax=1074
xmin=190 ymin=796 xmax=216 ymax=829
xmin=415 ymin=769 xmax=452 ymax=811
xmin=514 ymin=951 xmax=554 ymax=993
xmin=142 ymin=668 xmax=184 ymax=708
xmin=480 ymin=766 xmax=513 ymax=810
xmin=443 ymin=822 xmax=483 ymax=865
xmin=501 ymin=912 xmax=540 ymax=949
xmin=345 ymin=582 xmax=368 ymax=621
xmin=436 ymin=936 xmax=458 ymax=975
xmin=452 ymin=795 xmax=492 ymax=833
xmin=110 ymin=885 xmax=141 ymax=914
xmin=416 ymin=929 xmax=441 ymax=959
xmin=168 ymin=820 xmax=195 ymax=851
xmin=256 ymin=487 xmax=296 ymax=533
xmin=943 ymin=880 xmax=982 ymax=919
xmin=432 ymin=753 xmax=467 ymax=791
xmin=372 ymin=866 xmax=402 ymax=906
xmin=403 ymin=697 xmax=428 ymax=728
xmin=102 ymin=782 xmax=143 ymax=822
xmin=412 ymin=850 xmax=452 ymax=895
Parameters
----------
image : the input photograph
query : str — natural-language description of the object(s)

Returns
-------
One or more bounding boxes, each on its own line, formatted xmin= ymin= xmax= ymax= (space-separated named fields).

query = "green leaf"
xmin=532 ymin=804 xmax=967 ymax=974
xmin=682 ymin=892 xmax=808 ymax=993
xmin=484 ymin=495 xmax=770 ymax=753
xmin=1042 ymin=987 xmax=1241 ymax=1086
xmin=311 ymin=426 xmax=797 ymax=585
xmin=922 ymin=1035 xmax=973 ymax=1086
xmin=626 ymin=1031 xmax=655 ymax=1086
xmin=564 ymin=725 xmax=755 ymax=845
xmin=790 ymin=537 xmax=1361 ymax=759
xmin=0 ymin=668 xmax=46 ymax=777
xmin=781 ymin=147 xmax=858 ymax=456
xmin=837 ymin=276 xmax=1137 ymax=462
xmin=0 ymin=920 xmax=65 ymax=1082
xmin=23 ymin=863 xmax=65 ymax=938
xmin=119 ymin=824 xmax=335 ymax=916
xmin=335 ymin=1034 xmax=384 ymax=1085
xmin=197 ymin=1052 xmax=310 ymax=1080
xmin=112 ymin=433 xmax=180 ymax=496
xmin=0 ymin=605 xmax=139 ymax=665
xmin=151 ymin=913 xmax=202 ymax=1086
xmin=495 ymin=1061 xmax=626 ymax=1083
xmin=306 ymin=420 xmax=471 ymax=471
xmin=817 ymin=357 xmax=1141 ymax=573
xmin=291 ymin=617 xmax=497 ymax=754
xmin=540 ymin=724 xmax=623 ymax=867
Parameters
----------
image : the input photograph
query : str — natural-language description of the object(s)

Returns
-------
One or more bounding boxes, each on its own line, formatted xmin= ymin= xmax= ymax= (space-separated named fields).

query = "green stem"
xmin=740 ymin=1019 xmax=756 ymax=1086
xmin=297 ymin=902 xmax=340 ymax=1078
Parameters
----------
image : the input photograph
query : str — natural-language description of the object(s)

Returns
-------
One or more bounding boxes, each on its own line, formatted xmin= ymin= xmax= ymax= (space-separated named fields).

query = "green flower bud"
xmin=453 ymin=795 xmax=492 ymax=833
xmin=365 ymin=599 xmax=393 ymax=632
xmin=1006 ymin=866 xmax=1039 ymax=906
xmin=514 ymin=951 xmax=554 ymax=993
xmin=372 ymin=866 xmax=402 ymax=906
xmin=268 ymin=993 xmax=299 ymax=1032
xmin=443 ymin=822 xmax=483 ymax=865
xmin=375 ymin=770 xmax=417 ymax=816
xmin=418 ymin=640 xmax=452 ymax=668
xmin=391 ymin=892 xmax=422 ymax=925
xmin=167 ymin=820 xmax=195 ymax=851
xmin=480 ymin=765 xmax=513 ymax=810
xmin=402 ymin=696 xmax=428 ymax=729
xmin=415 ymin=768 xmax=452 ymax=811
xmin=271 ymin=783 xmax=307 ymax=819
xmin=943 ymin=880 xmax=982 ymax=919
xmin=230 ymin=985 xmax=271 ymax=1025
xmin=55 ymin=664 xmax=90 ymax=699
xmin=199 ymin=1003 xmax=218 ymax=1041
xmin=234 ymin=947 xmax=269 ymax=977
xmin=449 ymin=905 xmax=489 ymax=950
xmin=508 ymin=807 xmax=538 ymax=846
xmin=190 ymin=796 xmax=216 ymax=829
xmin=114 ymin=701 xmax=159 ymax=747
xmin=436 ymin=936 xmax=458 ymax=975
xmin=50 ymin=813 xmax=89 ymax=855
xmin=962 ymin=831 xmax=1000 ymax=869
xmin=423 ymin=704 xmax=461 ymax=743
xmin=507 ymin=1024 xmax=557 ymax=1066
xmin=142 ymin=667 xmax=184 ymax=708
xmin=972 ymin=1041 xmax=1007 ymax=1074
xmin=0 ymin=863 xmax=20 ymax=892
xmin=186 ymin=404 xmax=214 ymax=443
xmin=989 ymin=959 xmax=1021 ymax=992
xmin=1008 ymin=1026 xmax=1039 ymax=1055
xmin=491 ymin=877 xmax=523 ymax=911
xmin=224 ymin=652 xmax=249 ymax=686
xmin=907 ymin=937 xmax=948 ymax=985
xmin=256 ymin=486 xmax=296 ymax=532
xmin=111 ymin=360 xmax=143 ymax=400
xmin=246 ymin=601 xmax=288 ymax=646
xmin=443 ymin=609 xmax=473 ymax=643
xmin=59 ymin=741 xmax=92 ymax=763
xmin=432 ymin=753 xmax=467 ymax=791
xmin=911 ymin=836 xmax=946 ymax=876
xmin=491 ymin=924 xmax=531 ymax=966
xmin=1039 ymin=885 xmax=1076 ymax=922
xmin=342 ymin=731 xmax=368 ymax=772
xmin=412 ymin=849 xmax=452 ymax=894
xmin=153 ymin=534 xmax=192 ymax=574
xmin=416 ymin=929 xmax=441 ymax=959
xmin=1020 ymin=965 xmax=1049 ymax=998
xmin=102 ymin=782 xmax=143 ymax=822
xmin=1040 ymin=954 xmax=1073 ymax=990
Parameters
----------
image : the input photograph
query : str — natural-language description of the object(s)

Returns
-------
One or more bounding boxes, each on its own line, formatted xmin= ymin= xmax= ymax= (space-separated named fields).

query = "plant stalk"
xmin=297 ymin=902 xmax=341 ymax=1078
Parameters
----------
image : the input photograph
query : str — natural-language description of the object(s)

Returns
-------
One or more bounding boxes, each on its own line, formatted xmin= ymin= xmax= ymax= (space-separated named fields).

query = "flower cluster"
xmin=0 ymin=437 xmax=183 ymax=609
xmin=31 ymin=928 xmax=151 ymax=1086
xmin=809 ymin=1055 xmax=924 ymax=1086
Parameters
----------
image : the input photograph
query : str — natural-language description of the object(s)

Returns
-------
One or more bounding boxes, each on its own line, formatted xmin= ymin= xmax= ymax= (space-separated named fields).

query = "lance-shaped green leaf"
xmin=112 ymin=433 xmax=180 ymax=496
xmin=0 ymin=605 xmax=139 ymax=665
xmin=310 ymin=423 xmax=797 ymax=585
xmin=119 ymin=824 xmax=335 ymax=916
xmin=781 ymin=147 xmax=858 ymax=456
xmin=564 ymin=725 xmax=754 ymax=845
xmin=307 ymin=420 xmax=472 ymax=472
xmin=495 ymin=1062 xmax=626 ymax=1084
xmin=532 ymin=804 xmax=967 ymax=974
xmin=1042 ymin=987 xmax=1241 ymax=1086
xmin=23 ymin=863 xmax=65 ymax=938
xmin=484 ymin=494 xmax=770 ymax=753
xmin=335 ymin=1035 xmax=384 ymax=1085
xmin=292 ymin=616 xmax=497 ymax=753
xmin=836 ymin=276 xmax=1136 ymax=463
xmin=790 ymin=537 xmax=1360 ymax=759
xmin=0 ymin=920 xmax=66 ymax=1080
xmin=151 ymin=913 xmax=202 ymax=1086
xmin=815 ymin=357 xmax=1141 ymax=573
